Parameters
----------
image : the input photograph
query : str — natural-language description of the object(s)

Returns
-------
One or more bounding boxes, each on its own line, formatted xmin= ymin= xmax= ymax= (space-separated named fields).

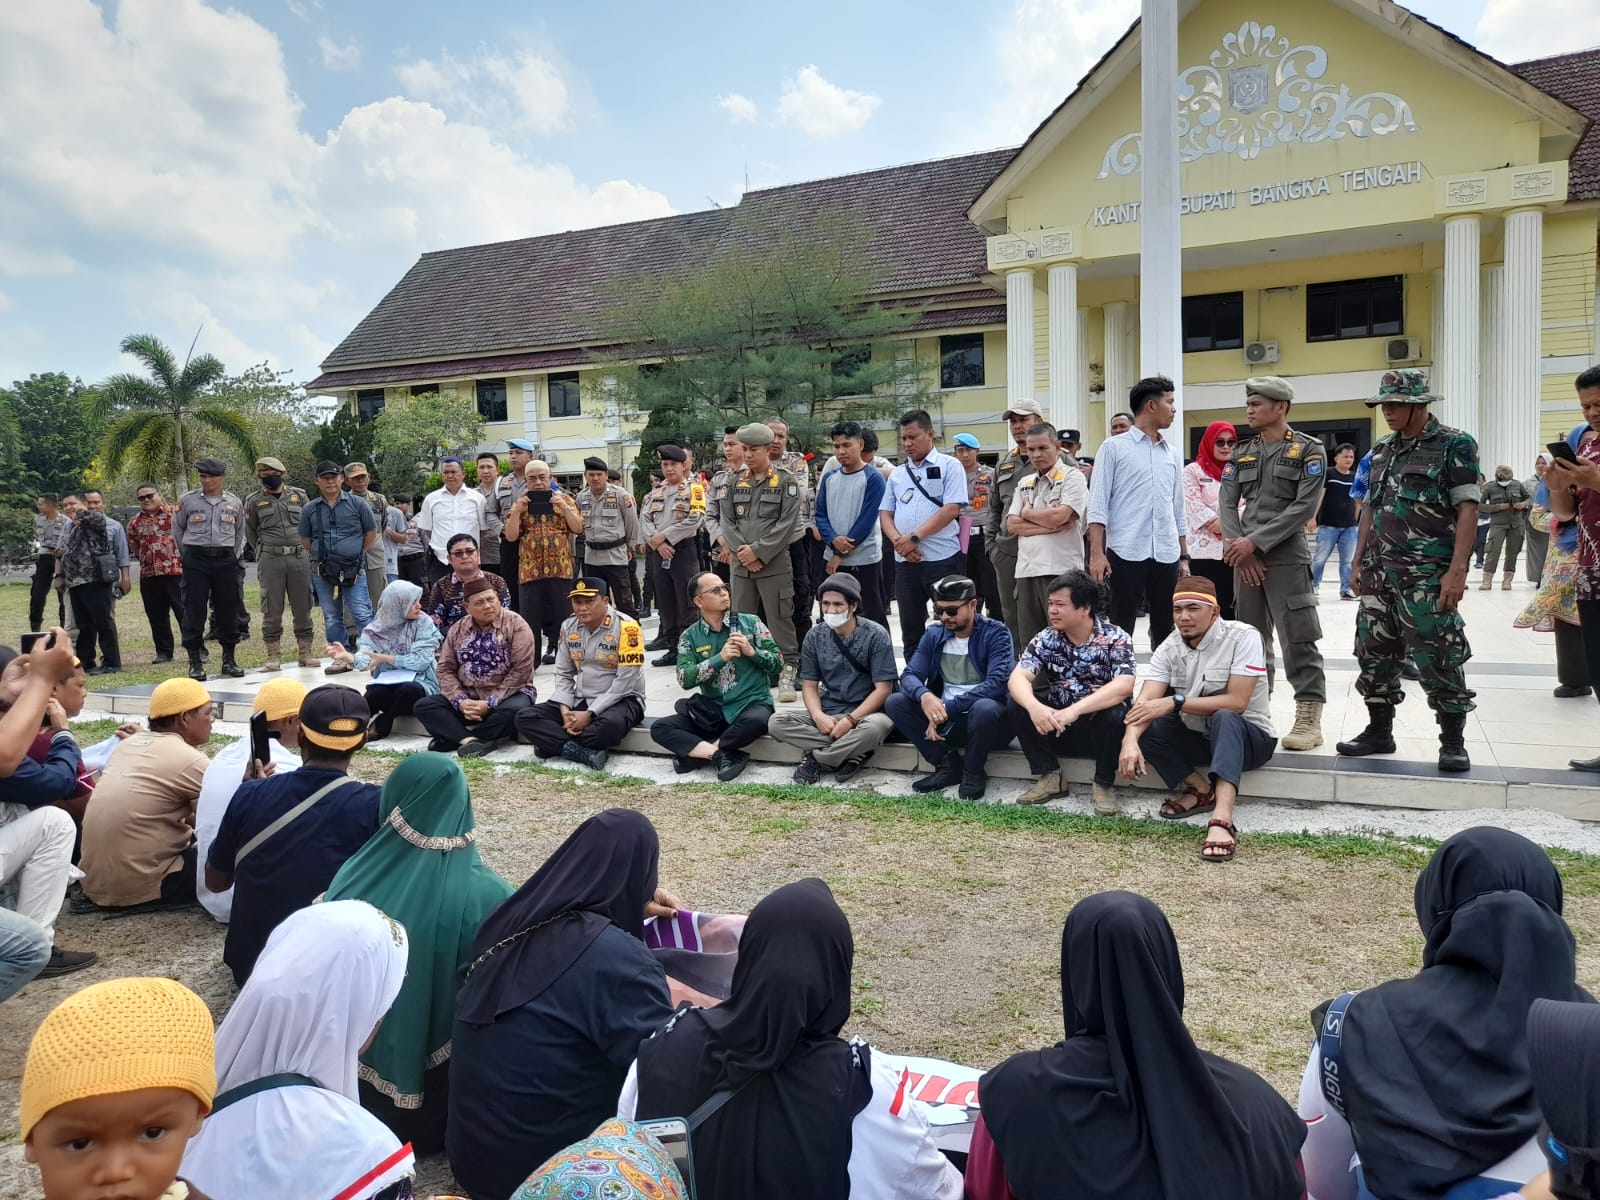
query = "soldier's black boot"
xmin=1335 ymin=703 xmax=1396 ymax=757
xmin=220 ymin=647 xmax=246 ymax=679
xmin=186 ymin=650 xmax=207 ymax=682
xmin=1437 ymin=711 xmax=1471 ymax=773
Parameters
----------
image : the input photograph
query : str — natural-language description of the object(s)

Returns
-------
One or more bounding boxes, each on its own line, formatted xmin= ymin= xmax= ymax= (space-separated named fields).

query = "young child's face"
xmin=26 ymin=1086 xmax=206 ymax=1200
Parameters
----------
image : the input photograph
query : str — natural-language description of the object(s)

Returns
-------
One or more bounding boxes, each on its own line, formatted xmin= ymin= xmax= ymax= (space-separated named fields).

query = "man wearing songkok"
xmin=885 ymin=574 xmax=1015 ymax=800
xmin=651 ymin=571 xmax=782 ymax=782
xmin=23 ymin=977 xmax=217 ymax=1200
xmin=1007 ymin=569 xmax=1135 ymax=814
xmin=515 ymin=576 xmax=645 ymax=770
xmin=768 ymin=572 xmax=898 ymax=785
xmin=206 ymin=684 xmax=382 ymax=984
xmin=414 ymin=574 xmax=537 ymax=757
xmin=1119 ymin=574 xmax=1278 ymax=863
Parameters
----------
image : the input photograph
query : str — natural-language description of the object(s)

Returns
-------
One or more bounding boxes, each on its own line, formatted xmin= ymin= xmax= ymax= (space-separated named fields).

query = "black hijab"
xmin=1329 ymin=827 xmax=1591 ymax=1200
xmin=633 ymin=877 xmax=870 ymax=1200
xmin=981 ymin=891 xmax=1306 ymax=1200
xmin=456 ymin=807 xmax=658 ymax=1024
xmin=1531 ymin=998 xmax=1600 ymax=1200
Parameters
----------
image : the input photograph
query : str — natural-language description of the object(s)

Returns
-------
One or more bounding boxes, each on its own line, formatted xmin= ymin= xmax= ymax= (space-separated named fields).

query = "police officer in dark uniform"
xmin=641 ymin=444 xmax=706 ymax=666
xmin=173 ymin=458 xmax=247 ymax=680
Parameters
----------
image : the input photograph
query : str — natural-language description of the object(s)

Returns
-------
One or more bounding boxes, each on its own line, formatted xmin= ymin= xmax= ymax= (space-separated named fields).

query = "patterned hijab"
xmin=362 ymin=580 xmax=426 ymax=655
xmin=512 ymin=1118 xmax=685 ymax=1199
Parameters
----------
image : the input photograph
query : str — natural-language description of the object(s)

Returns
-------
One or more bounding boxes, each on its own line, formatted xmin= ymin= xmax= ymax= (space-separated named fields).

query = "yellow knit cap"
xmin=21 ymin=978 xmax=216 ymax=1140
xmin=254 ymin=678 xmax=308 ymax=723
xmin=149 ymin=677 xmax=213 ymax=720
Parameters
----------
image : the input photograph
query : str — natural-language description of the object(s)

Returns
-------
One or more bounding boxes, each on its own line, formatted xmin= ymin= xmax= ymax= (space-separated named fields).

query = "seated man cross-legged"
xmin=885 ymin=574 xmax=1015 ymax=800
xmin=769 ymin=571 xmax=898 ymax=784
xmin=1007 ymin=569 xmax=1135 ymax=814
xmin=1119 ymin=574 xmax=1278 ymax=863
xmin=650 ymin=571 xmax=782 ymax=782
xmin=414 ymin=575 xmax=537 ymax=757
xmin=515 ymin=576 xmax=647 ymax=770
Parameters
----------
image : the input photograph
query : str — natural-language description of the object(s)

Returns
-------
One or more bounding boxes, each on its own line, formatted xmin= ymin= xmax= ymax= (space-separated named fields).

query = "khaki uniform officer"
xmin=705 ymin=429 xmax=746 ymax=586
xmin=244 ymin=456 xmax=315 ymax=671
xmin=172 ymin=458 xmax=247 ymax=681
xmin=514 ymin=575 xmax=647 ymax=770
xmin=576 ymin=454 xmax=643 ymax=616
xmin=1219 ymin=375 xmax=1328 ymax=751
xmin=986 ymin=398 xmax=1046 ymax=633
xmin=642 ymin=444 xmax=706 ymax=667
xmin=719 ymin=422 xmax=800 ymax=672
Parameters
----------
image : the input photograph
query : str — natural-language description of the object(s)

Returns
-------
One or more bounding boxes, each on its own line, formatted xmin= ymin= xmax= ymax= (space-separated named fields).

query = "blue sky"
xmin=0 ymin=0 xmax=1590 ymax=392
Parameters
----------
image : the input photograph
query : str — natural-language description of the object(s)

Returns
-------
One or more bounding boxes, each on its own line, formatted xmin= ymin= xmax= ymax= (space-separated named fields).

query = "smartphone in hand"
xmin=249 ymin=710 xmax=272 ymax=773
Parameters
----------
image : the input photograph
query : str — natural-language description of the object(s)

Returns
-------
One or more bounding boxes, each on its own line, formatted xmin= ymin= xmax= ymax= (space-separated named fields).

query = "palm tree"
xmin=90 ymin=333 xmax=258 ymax=495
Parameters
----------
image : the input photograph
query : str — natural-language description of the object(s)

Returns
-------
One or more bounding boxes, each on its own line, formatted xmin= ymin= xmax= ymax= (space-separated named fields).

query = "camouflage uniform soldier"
xmin=1337 ymin=369 xmax=1480 ymax=772
xmin=1478 ymin=466 xmax=1530 ymax=590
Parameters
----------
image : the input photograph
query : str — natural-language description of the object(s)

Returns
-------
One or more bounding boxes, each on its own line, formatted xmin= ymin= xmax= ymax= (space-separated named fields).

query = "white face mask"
xmin=823 ymin=611 xmax=851 ymax=630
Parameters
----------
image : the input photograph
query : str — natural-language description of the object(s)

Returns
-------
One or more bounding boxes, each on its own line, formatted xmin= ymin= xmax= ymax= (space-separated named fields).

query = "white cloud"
xmin=717 ymin=93 xmax=759 ymax=124
xmin=0 ymin=290 xmax=11 ymax=314
xmin=396 ymin=48 xmax=570 ymax=135
xmin=775 ymin=66 xmax=880 ymax=137
xmin=317 ymin=33 xmax=361 ymax=71
xmin=1474 ymin=0 xmax=1600 ymax=62
xmin=0 ymin=245 xmax=78 ymax=278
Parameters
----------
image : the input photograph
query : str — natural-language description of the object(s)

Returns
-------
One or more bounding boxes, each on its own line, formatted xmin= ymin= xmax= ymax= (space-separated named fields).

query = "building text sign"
xmin=1090 ymin=159 xmax=1424 ymax=226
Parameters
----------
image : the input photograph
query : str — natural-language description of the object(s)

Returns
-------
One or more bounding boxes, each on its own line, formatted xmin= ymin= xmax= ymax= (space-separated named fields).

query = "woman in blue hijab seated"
xmin=967 ymin=890 xmax=1305 ymax=1200
xmin=1299 ymin=827 xmax=1594 ymax=1200
xmin=445 ymin=808 xmax=676 ymax=1200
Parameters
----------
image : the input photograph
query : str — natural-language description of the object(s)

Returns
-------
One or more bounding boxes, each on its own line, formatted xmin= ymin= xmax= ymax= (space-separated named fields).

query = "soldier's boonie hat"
xmin=584 ymin=456 xmax=608 ymax=472
xmin=1003 ymin=399 xmax=1045 ymax=420
xmin=194 ymin=458 xmax=227 ymax=477
xmin=569 ymin=576 xmax=610 ymax=599
xmin=315 ymin=460 xmax=343 ymax=477
xmin=1245 ymin=376 xmax=1294 ymax=404
xmin=657 ymin=444 xmax=688 ymax=462
xmin=952 ymin=433 xmax=980 ymax=450
xmin=1367 ymin=368 xmax=1440 ymax=408
xmin=507 ymin=438 xmax=534 ymax=453
xmin=736 ymin=422 xmax=775 ymax=447
xmin=255 ymin=456 xmax=286 ymax=473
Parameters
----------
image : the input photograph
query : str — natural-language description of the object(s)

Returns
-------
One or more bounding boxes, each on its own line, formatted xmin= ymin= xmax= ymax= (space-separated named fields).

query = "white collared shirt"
xmin=418 ymin=484 xmax=487 ymax=564
xmin=1146 ymin=617 xmax=1275 ymax=736
xmin=1086 ymin=426 xmax=1187 ymax=563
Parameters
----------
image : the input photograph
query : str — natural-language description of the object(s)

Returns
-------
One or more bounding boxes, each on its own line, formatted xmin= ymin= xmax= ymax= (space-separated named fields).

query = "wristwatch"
xmin=1172 ymin=693 xmax=1187 ymax=712
xmin=909 ymin=533 xmax=921 ymax=544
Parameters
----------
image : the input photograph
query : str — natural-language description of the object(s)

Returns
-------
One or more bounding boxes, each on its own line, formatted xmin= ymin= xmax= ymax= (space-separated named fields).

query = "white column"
xmin=521 ymin=376 xmax=543 ymax=448
xmin=1103 ymin=301 xmax=1132 ymax=425
xmin=1478 ymin=264 xmax=1508 ymax=471
xmin=1005 ymin=268 xmax=1037 ymax=407
xmin=1046 ymin=262 xmax=1079 ymax=430
xmin=1438 ymin=215 xmax=1481 ymax=436
xmin=1076 ymin=307 xmax=1091 ymax=437
xmin=1503 ymin=207 xmax=1545 ymax=479
xmin=1430 ymin=268 xmax=1448 ymax=403
xmin=1140 ymin=0 xmax=1183 ymax=424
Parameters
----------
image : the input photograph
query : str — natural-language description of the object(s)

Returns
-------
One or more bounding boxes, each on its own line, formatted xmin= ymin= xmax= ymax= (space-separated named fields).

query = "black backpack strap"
xmin=210 ymin=1071 xmax=318 ymax=1115
xmin=686 ymin=1075 xmax=756 ymax=1132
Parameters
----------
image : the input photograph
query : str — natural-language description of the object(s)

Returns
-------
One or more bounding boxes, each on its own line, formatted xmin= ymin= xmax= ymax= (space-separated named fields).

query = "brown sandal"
xmin=1160 ymin=784 xmax=1216 ymax=821
xmin=1200 ymin=819 xmax=1238 ymax=863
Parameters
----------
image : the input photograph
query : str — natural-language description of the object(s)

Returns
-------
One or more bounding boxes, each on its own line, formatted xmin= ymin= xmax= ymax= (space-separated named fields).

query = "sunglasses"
xmin=136 ymin=493 xmax=157 ymax=501
xmin=934 ymin=603 xmax=970 ymax=618
xmin=700 ymin=584 xmax=729 ymax=595
xmin=1214 ymin=438 xmax=1237 ymax=446
xmin=449 ymin=548 xmax=478 ymax=558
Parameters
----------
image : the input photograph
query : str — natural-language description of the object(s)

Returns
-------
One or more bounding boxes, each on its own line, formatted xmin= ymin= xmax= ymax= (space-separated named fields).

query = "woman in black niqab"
xmin=978 ymin=890 xmax=1306 ymax=1200
xmin=1317 ymin=827 xmax=1592 ymax=1200
xmin=633 ymin=877 xmax=871 ymax=1200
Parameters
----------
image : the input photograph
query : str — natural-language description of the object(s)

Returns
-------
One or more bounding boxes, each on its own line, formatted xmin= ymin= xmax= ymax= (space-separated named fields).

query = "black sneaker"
xmin=673 ymin=755 xmax=703 ymax=774
xmin=651 ymin=651 xmax=677 ymax=668
xmin=36 ymin=946 xmax=98 ymax=979
xmin=958 ymin=771 xmax=989 ymax=800
xmin=644 ymin=635 xmax=672 ymax=652
xmin=427 ymin=737 xmax=456 ymax=753
xmin=715 ymin=749 xmax=751 ymax=782
xmin=835 ymin=752 xmax=873 ymax=783
xmin=793 ymin=753 xmax=823 ymax=784
xmin=912 ymin=760 xmax=962 ymax=794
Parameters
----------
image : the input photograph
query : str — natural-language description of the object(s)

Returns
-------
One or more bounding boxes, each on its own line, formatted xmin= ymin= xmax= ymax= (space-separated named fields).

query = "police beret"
xmin=736 ymin=422 xmax=775 ymax=447
xmin=507 ymin=438 xmax=534 ymax=452
xmin=584 ymin=456 xmax=608 ymax=472
xmin=1245 ymin=376 xmax=1294 ymax=404
xmin=657 ymin=444 xmax=688 ymax=462
xmin=952 ymin=433 xmax=980 ymax=450
xmin=194 ymin=458 xmax=227 ymax=477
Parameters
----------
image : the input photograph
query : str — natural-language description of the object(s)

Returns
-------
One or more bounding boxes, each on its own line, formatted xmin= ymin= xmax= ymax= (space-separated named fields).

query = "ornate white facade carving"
xmin=1445 ymin=177 xmax=1488 ymax=207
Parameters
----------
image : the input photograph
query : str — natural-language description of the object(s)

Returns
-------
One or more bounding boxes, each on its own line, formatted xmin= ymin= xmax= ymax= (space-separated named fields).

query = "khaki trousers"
xmin=768 ymin=708 xmax=893 ymax=768
xmin=257 ymin=551 xmax=314 ymax=642
xmin=731 ymin=564 xmax=797 ymax=663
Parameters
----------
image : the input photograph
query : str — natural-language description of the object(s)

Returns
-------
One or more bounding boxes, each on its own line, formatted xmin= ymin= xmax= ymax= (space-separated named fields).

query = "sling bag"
xmin=1318 ymin=989 xmax=1358 ymax=1120
xmin=234 ymin=776 xmax=363 ymax=869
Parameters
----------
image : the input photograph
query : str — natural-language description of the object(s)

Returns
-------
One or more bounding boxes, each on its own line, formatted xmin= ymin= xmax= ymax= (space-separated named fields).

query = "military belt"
xmin=184 ymin=546 xmax=236 ymax=558
xmin=587 ymin=536 xmax=629 ymax=551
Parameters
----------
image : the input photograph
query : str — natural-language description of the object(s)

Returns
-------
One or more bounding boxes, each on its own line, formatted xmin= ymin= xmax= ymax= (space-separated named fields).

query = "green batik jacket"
xmin=676 ymin=611 xmax=784 ymax=720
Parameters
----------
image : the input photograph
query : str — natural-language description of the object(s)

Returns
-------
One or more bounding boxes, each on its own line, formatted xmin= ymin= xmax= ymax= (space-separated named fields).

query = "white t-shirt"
xmin=1145 ymin=617 xmax=1275 ymax=737
xmin=194 ymin=737 xmax=301 ymax=922
xmin=616 ymin=1044 xmax=963 ymax=1200
xmin=938 ymin=636 xmax=981 ymax=705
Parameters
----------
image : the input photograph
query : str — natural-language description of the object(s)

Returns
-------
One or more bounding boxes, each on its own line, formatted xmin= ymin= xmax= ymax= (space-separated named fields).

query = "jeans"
xmin=0 ymin=907 xmax=50 ymax=1002
xmin=1312 ymin=525 xmax=1359 ymax=593
xmin=312 ymin=570 xmax=372 ymax=648
xmin=884 ymin=692 xmax=1009 ymax=775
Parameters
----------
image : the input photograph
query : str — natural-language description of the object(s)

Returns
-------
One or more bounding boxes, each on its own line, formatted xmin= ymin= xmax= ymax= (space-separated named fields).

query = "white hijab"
xmin=182 ymin=900 xmax=415 ymax=1200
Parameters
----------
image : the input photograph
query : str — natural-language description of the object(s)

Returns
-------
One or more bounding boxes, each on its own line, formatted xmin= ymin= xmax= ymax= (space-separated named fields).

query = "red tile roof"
xmin=1512 ymin=48 xmax=1600 ymax=201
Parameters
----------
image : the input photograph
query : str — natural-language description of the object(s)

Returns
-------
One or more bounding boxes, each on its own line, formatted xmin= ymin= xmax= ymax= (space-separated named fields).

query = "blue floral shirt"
xmin=1018 ymin=618 xmax=1135 ymax=708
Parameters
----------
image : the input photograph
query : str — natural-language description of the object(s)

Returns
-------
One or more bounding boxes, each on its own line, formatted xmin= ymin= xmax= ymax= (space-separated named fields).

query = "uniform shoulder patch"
xmin=1020 ymin=472 xmax=1038 ymax=486
xmin=618 ymin=619 xmax=645 ymax=665
xmin=1222 ymin=462 xmax=1237 ymax=480
xmin=1305 ymin=459 xmax=1324 ymax=476
xmin=786 ymin=482 xmax=798 ymax=497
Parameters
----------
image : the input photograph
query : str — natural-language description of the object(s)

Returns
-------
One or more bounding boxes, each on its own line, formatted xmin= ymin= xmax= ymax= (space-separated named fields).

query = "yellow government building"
xmin=307 ymin=0 xmax=1599 ymax=477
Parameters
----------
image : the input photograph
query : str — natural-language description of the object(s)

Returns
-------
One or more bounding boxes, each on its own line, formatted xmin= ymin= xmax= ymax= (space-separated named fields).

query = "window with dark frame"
xmin=1181 ymin=291 xmax=1245 ymax=352
xmin=548 ymin=371 xmax=581 ymax=418
xmin=475 ymin=377 xmax=508 ymax=423
xmin=1306 ymin=276 xmax=1404 ymax=341
xmin=355 ymin=388 xmax=386 ymax=423
xmin=939 ymin=333 xmax=985 ymax=389
xmin=411 ymin=383 xmax=439 ymax=398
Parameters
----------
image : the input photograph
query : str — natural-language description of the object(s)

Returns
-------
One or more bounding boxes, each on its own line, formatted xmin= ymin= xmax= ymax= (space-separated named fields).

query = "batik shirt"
xmin=437 ymin=608 xmax=537 ymax=707
xmin=676 ymin=612 xmax=783 ymax=721
xmin=1018 ymin=619 xmax=1135 ymax=709
xmin=125 ymin=506 xmax=183 ymax=577
xmin=426 ymin=570 xmax=512 ymax=633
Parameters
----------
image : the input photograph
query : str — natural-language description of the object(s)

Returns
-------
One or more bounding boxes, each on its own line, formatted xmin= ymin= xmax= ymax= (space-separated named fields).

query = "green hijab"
xmin=326 ymin=752 xmax=512 ymax=1109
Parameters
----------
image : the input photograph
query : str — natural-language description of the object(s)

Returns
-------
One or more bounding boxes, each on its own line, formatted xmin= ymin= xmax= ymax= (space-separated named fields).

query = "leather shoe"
xmin=542 ymin=650 xmax=557 ymax=665
xmin=644 ymin=635 xmax=672 ymax=652
xmin=651 ymin=651 xmax=677 ymax=668
xmin=1555 ymin=685 xmax=1593 ymax=699
xmin=1571 ymin=755 xmax=1600 ymax=773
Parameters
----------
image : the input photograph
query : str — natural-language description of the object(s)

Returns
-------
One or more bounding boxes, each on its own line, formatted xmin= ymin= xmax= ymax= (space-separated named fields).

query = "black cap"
xmin=315 ymin=460 xmax=343 ymax=477
xmin=568 ymin=575 xmax=610 ymax=599
xmin=607 ymin=468 xmax=622 ymax=481
xmin=817 ymin=572 xmax=862 ymax=604
xmin=931 ymin=575 xmax=978 ymax=603
xmin=194 ymin=458 xmax=227 ymax=477
xmin=583 ymin=456 xmax=607 ymax=472
xmin=298 ymin=684 xmax=370 ymax=752
xmin=658 ymin=444 xmax=687 ymax=462
xmin=1062 ymin=429 xmax=1082 ymax=444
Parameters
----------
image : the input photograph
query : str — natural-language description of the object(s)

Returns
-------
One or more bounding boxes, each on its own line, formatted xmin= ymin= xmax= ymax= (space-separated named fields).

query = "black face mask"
xmin=261 ymin=475 xmax=283 ymax=490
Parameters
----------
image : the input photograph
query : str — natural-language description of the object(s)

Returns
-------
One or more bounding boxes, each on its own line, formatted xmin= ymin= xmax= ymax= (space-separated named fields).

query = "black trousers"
xmin=649 ymin=540 xmax=702 ymax=645
xmin=519 ymin=577 xmax=570 ymax=663
xmin=397 ymin=554 xmax=428 ymax=587
xmin=499 ymin=539 xmax=522 ymax=614
xmin=1186 ymin=556 xmax=1237 ymax=623
xmin=628 ymin=556 xmax=644 ymax=614
xmin=413 ymin=691 xmax=534 ymax=748
xmin=966 ymin=532 xmax=1004 ymax=619
xmin=1577 ymin=600 xmax=1600 ymax=709
xmin=69 ymin=582 xmax=120 ymax=670
xmin=585 ymin=562 xmax=637 ymax=618
xmin=650 ymin=693 xmax=773 ymax=755
xmin=364 ymin=682 xmax=427 ymax=718
xmin=878 ymin=552 xmax=896 ymax=616
xmin=140 ymin=573 xmax=185 ymax=656
xmin=1107 ymin=551 xmax=1180 ymax=651
xmin=892 ymin=553 xmax=963 ymax=659
xmin=788 ymin=537 xmax=814 ymax=642
xmin=516 ymin=696 xmax=645 ymax=755
xmin=180 ymin=551 xmax=243 ymax=650
xmin=1556 ymin=620 xmax=1591 ymax=691
xmin=29 ymin=553 xmax=60 ymax=630
xmin=1010 ymin=700 xmax=1128 ymax=786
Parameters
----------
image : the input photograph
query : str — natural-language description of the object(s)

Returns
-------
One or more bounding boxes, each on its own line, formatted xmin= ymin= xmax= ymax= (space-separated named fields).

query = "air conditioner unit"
xmin=1385 ymin=336 xmax=1421 ymax=364
xmin=1244 ymin=341 xmax=1279 ymax=365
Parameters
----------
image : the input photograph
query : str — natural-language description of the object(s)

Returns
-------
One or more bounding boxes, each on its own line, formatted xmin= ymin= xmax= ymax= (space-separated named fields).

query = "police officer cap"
xmin=194 ymin=458 xmax=227 ymax=477
xmin=657 ymin=444 xmax=688 ymax=462
xmin=736 ymin=422 xmax=775 ymax=447
xmin=583 ymin=456 xmax=608 ymax=472
xmin=1062 ymin=429 xmax=1082 ymax=445
xmin=315 ymin=460 xmax=343 ymax=478
xmin=1367 ymin=367 xmax=1441 ymax=408
xmin=255 ymin=456 xmax=286 ymax=473
xmin=931 ymin=575 xmax=978 ymax=603
xmin=568 ymin=575 xmax=609 ymax=599
xmin=1245 ymin=376 xmax=1294 ymax=404
xmin=951 ymin=433 xmax=980 ymax=450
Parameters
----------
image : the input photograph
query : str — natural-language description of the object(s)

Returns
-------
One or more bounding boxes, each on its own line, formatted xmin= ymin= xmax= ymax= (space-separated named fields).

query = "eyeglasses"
xmin=934 ymin=604 xmax=969 ymax=618
xmin=449 ymin=548 xmax=478 ymax=558
xmin=136 ymin=493 xmax=157 ymax=501
xmin=1214 ymin=438 xmax=1236 ymax=447
xmin=700 ymin=584 xmax=729 ymax=595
